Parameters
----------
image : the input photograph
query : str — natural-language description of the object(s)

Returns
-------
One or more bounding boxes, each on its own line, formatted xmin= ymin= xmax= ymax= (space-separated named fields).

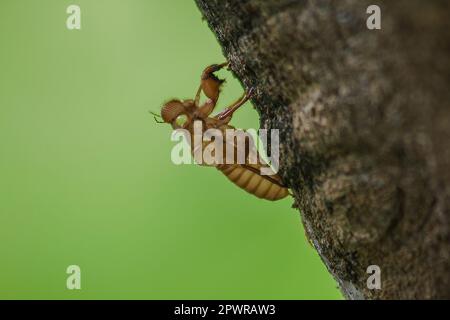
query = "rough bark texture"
xmin=195 ymin=0 xmax=450 ymax=299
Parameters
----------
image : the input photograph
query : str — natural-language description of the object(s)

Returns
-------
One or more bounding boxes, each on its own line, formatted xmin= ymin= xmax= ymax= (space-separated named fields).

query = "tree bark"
xmin=195 ymin=0 xmax=450 ymax=299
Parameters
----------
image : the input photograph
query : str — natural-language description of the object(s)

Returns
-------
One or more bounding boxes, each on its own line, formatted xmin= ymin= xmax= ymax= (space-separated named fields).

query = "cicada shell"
xmin=158 ymin=63 xmax=289 ymax=201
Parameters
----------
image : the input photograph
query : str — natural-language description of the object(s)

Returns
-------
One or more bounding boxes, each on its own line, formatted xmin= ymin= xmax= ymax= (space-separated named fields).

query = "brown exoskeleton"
xmin=154 ymin=63 xmax=289 ymax=201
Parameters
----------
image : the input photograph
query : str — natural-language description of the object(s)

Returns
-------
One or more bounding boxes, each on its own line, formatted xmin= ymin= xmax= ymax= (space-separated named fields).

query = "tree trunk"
xmin=195 ymin=0 xmax=450 ymax=299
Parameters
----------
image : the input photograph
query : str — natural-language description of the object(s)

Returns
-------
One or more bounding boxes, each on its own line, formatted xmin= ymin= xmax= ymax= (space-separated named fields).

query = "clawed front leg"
xmin=195 ymin=62 xmax=228 ymax=106
xmin=200 ymin=62 xmax=228 ymax=102
xmin=202 ymin=62 xmax=229 ymax=78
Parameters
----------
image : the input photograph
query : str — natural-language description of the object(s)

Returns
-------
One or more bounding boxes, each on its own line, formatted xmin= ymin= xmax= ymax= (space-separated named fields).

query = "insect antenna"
xmin=148 ymin=110 xmax=164 ymax=123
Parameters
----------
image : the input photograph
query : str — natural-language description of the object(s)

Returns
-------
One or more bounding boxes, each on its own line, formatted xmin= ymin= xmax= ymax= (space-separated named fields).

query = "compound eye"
xmin=176 ymin=114 xmax=188 ymax=126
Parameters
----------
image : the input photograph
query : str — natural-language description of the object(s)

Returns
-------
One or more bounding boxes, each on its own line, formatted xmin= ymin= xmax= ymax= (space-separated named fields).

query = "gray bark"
xmin=195 ymin=0 xmax=450 ymax=299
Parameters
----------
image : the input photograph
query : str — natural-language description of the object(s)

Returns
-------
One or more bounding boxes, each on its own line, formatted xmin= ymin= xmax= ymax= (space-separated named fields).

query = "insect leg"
xmin=194 ymin=85 xmax=202 ymax=106
xmin=200 ymin=62 xmax=228 ymax=102
xmin=201 ymin=62 xmax=228 ymax=77
xmin=216 ymin=87 xmax=255 ymax=121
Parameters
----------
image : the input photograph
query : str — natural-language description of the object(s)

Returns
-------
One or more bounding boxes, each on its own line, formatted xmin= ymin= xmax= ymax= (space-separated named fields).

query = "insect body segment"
xmin=218 ymin=164 xmax=288 ymax=201
xmin=159 ymin=63 xmax=289 ymax=201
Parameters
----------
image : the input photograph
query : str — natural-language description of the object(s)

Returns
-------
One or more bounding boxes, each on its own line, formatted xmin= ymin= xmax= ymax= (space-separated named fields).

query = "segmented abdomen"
xmin=217 ymin=164 xmax=289 ymax=201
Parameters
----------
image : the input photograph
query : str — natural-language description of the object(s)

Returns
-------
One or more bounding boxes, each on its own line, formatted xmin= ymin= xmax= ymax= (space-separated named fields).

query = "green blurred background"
xmin=0 ymin=0 xmax=341 ymax=299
